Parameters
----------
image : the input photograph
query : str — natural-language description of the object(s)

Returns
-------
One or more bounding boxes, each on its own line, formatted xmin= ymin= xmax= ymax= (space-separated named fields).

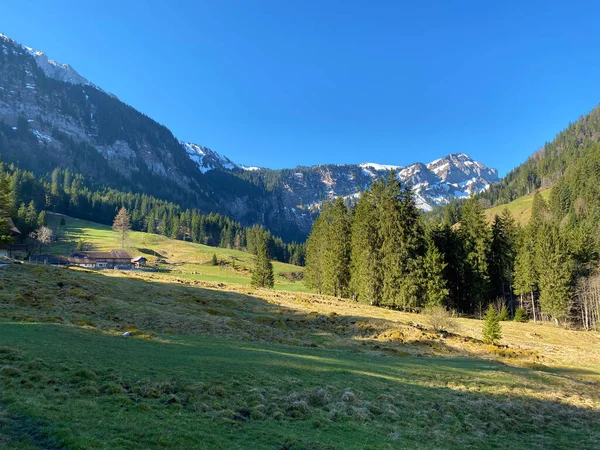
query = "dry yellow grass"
xmin=0 ymin=264 xmax=599 ymax=448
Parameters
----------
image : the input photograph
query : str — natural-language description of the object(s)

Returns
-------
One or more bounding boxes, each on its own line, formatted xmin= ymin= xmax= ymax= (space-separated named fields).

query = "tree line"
xmin=2 ymin=161 xmax=305 ymax=265
xmin=304 ymin=172 xmax=599 ymax=328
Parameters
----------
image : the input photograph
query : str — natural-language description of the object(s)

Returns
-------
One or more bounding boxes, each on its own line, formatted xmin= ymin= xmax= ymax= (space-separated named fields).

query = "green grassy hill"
xmin=44 ymin=213 xmax=308 ymax=293
xmin=484 ymin=189 xmax=552 ymax=225
xmin=0 ymin=263 xmax=598 ymax=449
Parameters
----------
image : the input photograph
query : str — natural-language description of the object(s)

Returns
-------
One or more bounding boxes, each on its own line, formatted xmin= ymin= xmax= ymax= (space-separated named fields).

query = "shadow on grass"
xmin=0 ymin=264 xmax=599 ymax=448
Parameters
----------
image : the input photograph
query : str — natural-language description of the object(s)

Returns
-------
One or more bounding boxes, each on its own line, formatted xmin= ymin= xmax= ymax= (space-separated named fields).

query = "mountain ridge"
xmin=0 ymin=32 xmax=497 ymax=239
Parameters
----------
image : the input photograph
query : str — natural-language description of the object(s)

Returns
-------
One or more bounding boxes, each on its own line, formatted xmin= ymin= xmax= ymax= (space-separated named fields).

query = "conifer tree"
xmin=489 ymin=209 xmax=518 ymax=306
xmin=251 ymin=238 xmax=274 ymax=288
xmin=498 ymin=304 xmax=510 ymax=321
xmin=350 ymin=180 xmax=384 ymax=304
xmin=304 ymin=204 xmax=330 ymax=293
xmin=378 ymin=174 xmax=424 ymax=310
xmin=513 ymin=307 xmax=527 ymax=322
xmin=322 ymin=197 xmax=352 ymax=297
xmin=211 ymin=253 xmax=218 ymax=266
xmin=482 ymin=304 xmax=502 ymax=345
xmin=423 ymin=233 xmax=449 ymax=307
xmin=537 ymin=224 xmax=573 ymax=324
xmin=460 ymin=197 xmax=491 ymax=316
xmin=112 ymin=206 xmax=131 ymax=248
xmin=37 ymin=210 xmax=47 ymax=227
xmin=513 ymin=209 xmax=542 ymax=321
xmin=0 ymin=175 xmax=13 ymax=245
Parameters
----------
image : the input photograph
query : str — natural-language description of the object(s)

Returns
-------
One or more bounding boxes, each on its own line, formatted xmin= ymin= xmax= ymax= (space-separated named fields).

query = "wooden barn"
xmin=68 ymin=250 xmax=133 ymax=269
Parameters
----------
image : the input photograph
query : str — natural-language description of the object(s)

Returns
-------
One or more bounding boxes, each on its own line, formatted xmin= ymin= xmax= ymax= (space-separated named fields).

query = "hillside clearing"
xmin=44 ymin=213 xmax=308 ymax=292
xmin=484 ymin=189 xmax=552 ymax=225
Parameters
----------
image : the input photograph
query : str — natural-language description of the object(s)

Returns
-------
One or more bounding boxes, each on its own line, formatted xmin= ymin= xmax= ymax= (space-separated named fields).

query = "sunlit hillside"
xmin=44 ymin=213 xmax=308 ymax=293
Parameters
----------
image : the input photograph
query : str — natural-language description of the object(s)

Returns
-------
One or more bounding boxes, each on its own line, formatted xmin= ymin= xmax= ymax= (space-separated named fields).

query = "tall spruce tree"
xmin=537 ymin=224 xmax=573 ymax=324
xmin=378 ymin=173 xmax=424 ymax=310
xmin=350 ymin=180 xmax=384 ymax=305
xmin=304 ymin=204 xmax=330 ymax=293
xmin=513 ymin=228 xmax=539 ymax=322
xmin=0 ymin=175 xmax=13 ymax=245
xmin=322 ymin=197 xmax=352 ymax=297
xmin=489 ymin=209 xmax=518 ymax=310
xmin=460 ymin=197 xmax=491 ymax=316
xmin=423 ymin=232 xmax=449 ymax=307
xmin=251 ymin=237 xmax=274 ymax=288
xmin=514 ymin=192 xmax=550 ymax=322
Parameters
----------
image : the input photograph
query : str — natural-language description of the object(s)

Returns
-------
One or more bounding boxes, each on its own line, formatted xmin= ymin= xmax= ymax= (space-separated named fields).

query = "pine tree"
xmin=460 ymin=197 xmax=491 ymax=316
xmin=0 ymin=175 xmax=13 ymax=245
xmin=513 ymin=307 xmax=528 ymax=322
xmin=211 ymin=253 xmax=218 ymax=266
xmin=498 ymin=304 xmax=510 ymax=321
xmin=350 ymin=180 xmax=384 ymax=305
xmin=37 ymin=210 xmax=47 ymax=227
xmin=537 ymin=225 xmax=573 ymax=324
xmin=322 ymin=197 xmax=351 ymax=297
xmin=489 ymin=209 xmax=518 ymax=307
xmin=304 ymin=205 xmax=329 ymax=293
xmin=482 ymin=304 xmax=502 ymax=345
xmin=112 ymin=206 xmax=131 ymax=248
xmin=513 ymin=207 xmax=543 ymax=322
xmin=423 ymin=233 xmax=449 ymax=307
xmin=378 ymin=174 xmax=424 ymax=310
xmin=251 ymin=238 xmax=274 ymax=288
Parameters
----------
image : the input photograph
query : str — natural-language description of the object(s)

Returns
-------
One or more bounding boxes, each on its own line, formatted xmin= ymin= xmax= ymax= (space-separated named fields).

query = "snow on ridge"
xmin=181 ymin=141 xmax=240 ymax=173
xmin=242 ymin=166 xmax=261 ymax=171
xmin=30 ymin=129 xmax=52 ymax=143
xmin=359 ymin=162 xmax=403 ymax=172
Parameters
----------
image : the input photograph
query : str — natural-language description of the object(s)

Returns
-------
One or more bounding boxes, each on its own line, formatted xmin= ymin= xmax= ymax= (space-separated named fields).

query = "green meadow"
xmin=0 ymin=263 xmax=598 ymax=449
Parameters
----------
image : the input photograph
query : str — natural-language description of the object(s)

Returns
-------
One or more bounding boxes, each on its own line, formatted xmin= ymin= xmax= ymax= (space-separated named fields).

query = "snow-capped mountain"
xmin=179 ymin=142 xmax=498 ymax=212
xmin=182 ymin=142 xmax=240 ymax=173
xmin=0 ymin=34 xmax=100 ymax=92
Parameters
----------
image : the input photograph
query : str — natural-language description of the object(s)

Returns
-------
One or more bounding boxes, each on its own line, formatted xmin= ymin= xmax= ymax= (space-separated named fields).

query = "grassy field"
xmin=44 ymin=213 xmax=308 ymax=293
xmin=0 ymin=264 xmax=598 ymax=449
xmin=484 ymin=189 xmax=552 ymax=225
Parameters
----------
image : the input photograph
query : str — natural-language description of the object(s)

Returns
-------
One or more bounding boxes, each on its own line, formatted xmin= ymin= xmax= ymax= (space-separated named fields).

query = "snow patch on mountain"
xmin=0 ymin=33 xmax=105 ymax=92
xmin=182 ymin=141 xmax=240 ymax=173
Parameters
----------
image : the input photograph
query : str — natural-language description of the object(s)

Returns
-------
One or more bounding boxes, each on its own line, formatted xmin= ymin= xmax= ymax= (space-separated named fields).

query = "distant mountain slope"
xmin=481 ymin=104 xmax=600 ymax=207
xmin=230 ymin=153 xmax=497 ymax=214
xmin=0 ymin=32 xmax=497 ymax=240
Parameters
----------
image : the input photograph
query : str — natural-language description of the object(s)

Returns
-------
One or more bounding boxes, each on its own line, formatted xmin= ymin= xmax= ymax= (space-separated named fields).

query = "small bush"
xmin=422 ymin=305 xmax=456 ymax=333
xmin=483 ymin=304 xmax=502 ymax=345
xmin=0 ymin=366 xmax=21 ymax=377
xmin=514 ymin=308 xmax=528 ymax=323
xmin=498 ymin=305 xmax=510 ymax=321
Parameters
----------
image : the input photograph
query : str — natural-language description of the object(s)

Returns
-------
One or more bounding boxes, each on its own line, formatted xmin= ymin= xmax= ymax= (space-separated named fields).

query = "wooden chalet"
xmin=132 ymin=256 xmax=147 ymax=268
xmin=68 ymin=250 xmax=133 ymax=269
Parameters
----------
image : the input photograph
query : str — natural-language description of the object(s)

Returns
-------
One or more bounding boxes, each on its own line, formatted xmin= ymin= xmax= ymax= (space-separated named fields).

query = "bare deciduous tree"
xmin=29 ymin=226 xmax=54 ymax=255
xmin=576 ymin=273 xmax=600 ymax=331
xmin=112 ymin=207 xmax=131 ymax=249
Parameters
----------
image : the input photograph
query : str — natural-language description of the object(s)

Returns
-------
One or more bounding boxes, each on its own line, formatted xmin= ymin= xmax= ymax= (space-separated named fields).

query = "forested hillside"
xmin=482 ymin=104 xmax=600 ymax=205
xmin=3 ymin=161 xmax=305 ymax=265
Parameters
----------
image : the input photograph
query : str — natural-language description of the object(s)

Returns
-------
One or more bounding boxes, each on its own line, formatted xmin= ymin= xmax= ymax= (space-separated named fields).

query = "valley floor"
xmin=0 ymin=264 xmax=598 ymax=449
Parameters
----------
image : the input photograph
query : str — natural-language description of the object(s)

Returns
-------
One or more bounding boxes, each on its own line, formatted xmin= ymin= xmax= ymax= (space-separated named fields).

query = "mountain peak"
xmin=1 ymin=32 xmax=102 ymax=91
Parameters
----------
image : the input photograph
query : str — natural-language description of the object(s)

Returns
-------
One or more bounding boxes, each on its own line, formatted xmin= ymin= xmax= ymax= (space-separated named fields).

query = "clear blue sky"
xmin=2 ymin=0 xmax=600 ymax=175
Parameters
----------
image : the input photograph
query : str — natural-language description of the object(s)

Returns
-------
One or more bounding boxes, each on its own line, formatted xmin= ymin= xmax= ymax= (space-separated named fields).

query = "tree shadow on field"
xmin=0 ymin=264 xmax=599 ymax=448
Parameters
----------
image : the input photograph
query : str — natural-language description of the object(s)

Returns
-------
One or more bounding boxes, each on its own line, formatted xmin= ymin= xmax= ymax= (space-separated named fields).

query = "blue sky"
xmin=2 ymin=0 xmax=600 ymax=175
